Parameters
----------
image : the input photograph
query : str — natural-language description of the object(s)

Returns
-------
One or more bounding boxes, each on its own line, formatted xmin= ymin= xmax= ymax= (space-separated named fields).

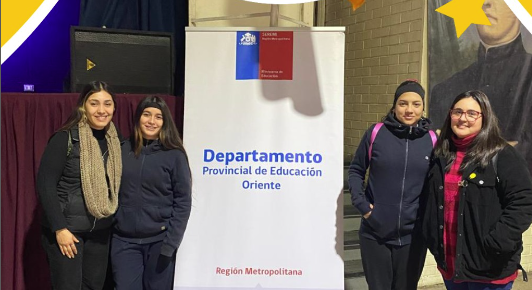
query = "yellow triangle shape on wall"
xmin=86 ymin=58 xmax=96 ymax=71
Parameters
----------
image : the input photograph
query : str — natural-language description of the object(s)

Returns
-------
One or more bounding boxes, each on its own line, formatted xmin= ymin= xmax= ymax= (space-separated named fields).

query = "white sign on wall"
xmin=177 ymin=27 xmax=345 ymax=290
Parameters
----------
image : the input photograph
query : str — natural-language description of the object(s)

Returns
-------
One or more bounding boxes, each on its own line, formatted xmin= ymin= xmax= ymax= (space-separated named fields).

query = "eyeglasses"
xmin=449 ymin=109 xmax=482 ymax=121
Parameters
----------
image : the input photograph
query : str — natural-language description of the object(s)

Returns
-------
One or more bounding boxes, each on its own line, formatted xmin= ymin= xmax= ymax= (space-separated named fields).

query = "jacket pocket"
xmin=158 ymin=206 xmax=172 ymax=220
xmin=64 ymin=192 xmax=94 ymax=231
xmin=114 ymin=205 xmax=138 ymax=235
xmin=464 ymin=173 xmax=499 ymax=206
xmin=482 ymin=236 xmax=519 ymax=264
xmin=399 ymin=203 xmax=420 ymax=235
xmin=136 ymin=206 xmax=170 ymax=236
xmin=463 ymin=238 xmax=507 ymax=278
xmin=61 ymin=193 xmax=72 ymax=213
xmin=64 ymin=192 xmax=85 ymax=217
xmin=365 ymin=203 xmax=400 ymax=240
xmin=462 ymin=242 xmax=492 ymax=275
xmin=464 ymin=188 xmax=500 ymax=206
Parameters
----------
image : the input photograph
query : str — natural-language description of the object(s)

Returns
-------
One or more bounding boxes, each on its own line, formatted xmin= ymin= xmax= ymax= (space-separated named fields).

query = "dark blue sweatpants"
xmin=111 ymin=238 xmax=176 ymax=290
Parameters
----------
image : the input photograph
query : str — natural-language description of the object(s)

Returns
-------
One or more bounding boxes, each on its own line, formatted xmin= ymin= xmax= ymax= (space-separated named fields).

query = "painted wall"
xmin=189 ymin=0 xmax=314 ymax=27
xmin=1 ymin=1 xmax=80 ymax=93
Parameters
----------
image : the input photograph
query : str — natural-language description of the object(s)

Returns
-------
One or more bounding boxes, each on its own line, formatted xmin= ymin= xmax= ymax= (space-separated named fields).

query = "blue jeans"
xmin=444 ymin=279 xmax=513 ymax=290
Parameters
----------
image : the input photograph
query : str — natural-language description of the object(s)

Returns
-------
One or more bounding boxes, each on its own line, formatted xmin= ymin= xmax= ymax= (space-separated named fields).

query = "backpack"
xmin=368 ymin=122 xmax=438 ymax=160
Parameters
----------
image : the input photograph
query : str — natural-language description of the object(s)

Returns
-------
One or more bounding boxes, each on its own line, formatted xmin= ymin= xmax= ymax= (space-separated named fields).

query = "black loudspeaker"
xmin=71 ymin=26 xmax=174 ymax=94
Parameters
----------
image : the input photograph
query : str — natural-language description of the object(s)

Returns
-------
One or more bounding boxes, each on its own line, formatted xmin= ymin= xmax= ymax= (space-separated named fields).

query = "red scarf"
xmin=451 ymin=133 xmax=477 ymax=150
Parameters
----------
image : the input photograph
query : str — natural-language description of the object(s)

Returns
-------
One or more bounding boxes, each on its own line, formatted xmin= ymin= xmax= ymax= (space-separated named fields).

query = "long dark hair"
xmin=434 ymin=90 xmax=507 ymax=172
xmin=58 ymin=81 xmax=116 ymax=131
xmin=132 ymin=96 xmax=187 ymax=158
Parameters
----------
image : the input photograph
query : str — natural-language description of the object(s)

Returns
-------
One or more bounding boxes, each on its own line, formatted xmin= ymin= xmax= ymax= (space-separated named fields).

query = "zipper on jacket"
xmin=139 ymin=154 xmax=146 ymax=197
xmin=90 ymin=217 xmax=97 ymax=232
xmin=135 ymin=154 xmax=146 ymax=236
xmin=397 ymin=127 xmax=412 ymax=245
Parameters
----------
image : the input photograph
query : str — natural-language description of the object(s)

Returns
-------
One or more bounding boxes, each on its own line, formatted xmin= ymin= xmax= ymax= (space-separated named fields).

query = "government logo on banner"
xmin=239 ymin=32 xmax=257 ymax=45
xmin=236 ymin=31 xmax=293 ymax=80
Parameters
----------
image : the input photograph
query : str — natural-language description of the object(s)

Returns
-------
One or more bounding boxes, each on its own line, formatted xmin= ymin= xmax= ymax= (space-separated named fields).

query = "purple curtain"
xmin=1 ymin=93 xmax=184 ymax=290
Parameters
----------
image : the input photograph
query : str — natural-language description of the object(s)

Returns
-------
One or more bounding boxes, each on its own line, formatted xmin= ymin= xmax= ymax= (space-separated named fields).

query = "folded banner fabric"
xmin=177 ymin=27 xmax=345 ymax=290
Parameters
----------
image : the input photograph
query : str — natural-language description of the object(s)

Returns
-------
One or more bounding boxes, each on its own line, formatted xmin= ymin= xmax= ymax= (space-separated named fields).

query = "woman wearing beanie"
xmin=348 ymin=80 xmax=435 ymax=290
xmin=111 ymin=96 xmax=191 ymax=290
xmin=422 ymin=90 xmax=532 ymax=289
xmin=37 ymin=81 xmax=122 ymax=290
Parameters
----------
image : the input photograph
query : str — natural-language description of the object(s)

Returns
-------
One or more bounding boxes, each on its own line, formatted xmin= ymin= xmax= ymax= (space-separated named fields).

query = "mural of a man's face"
xmin=477 ymin=0 xmax=521 ymax=45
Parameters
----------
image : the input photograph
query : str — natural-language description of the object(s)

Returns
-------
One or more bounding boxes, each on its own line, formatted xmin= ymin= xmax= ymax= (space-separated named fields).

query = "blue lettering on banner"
xmin=236 ymin=31 xmax=260 ymax=80
xmin=204 ymin=149 xmax=215 ymax=162
xmin=203 ymin=149 xmax=323 ymax=166
xmin=202 ymin=149 xmax=325 ymax=190
xmin=242 ymin=180 xmax=281 ymax=190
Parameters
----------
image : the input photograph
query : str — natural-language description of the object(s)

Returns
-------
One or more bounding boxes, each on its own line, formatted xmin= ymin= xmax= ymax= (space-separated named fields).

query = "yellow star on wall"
xmin=436 ymin=0 xmax=492 ymax=38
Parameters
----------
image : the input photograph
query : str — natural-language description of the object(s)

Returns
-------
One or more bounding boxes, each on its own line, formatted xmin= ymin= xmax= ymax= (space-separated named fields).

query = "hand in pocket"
xmin=363 ymin=204 xmax=374 ymax=219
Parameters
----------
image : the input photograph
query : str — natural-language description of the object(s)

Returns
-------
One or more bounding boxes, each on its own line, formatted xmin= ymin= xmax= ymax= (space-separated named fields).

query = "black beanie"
xmin=393 ymin=80 xmax=425 ymax=106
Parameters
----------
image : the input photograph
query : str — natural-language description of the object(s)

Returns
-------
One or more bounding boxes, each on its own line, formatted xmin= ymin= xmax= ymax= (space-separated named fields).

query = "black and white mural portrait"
xmin=428 ymin=0 xmax=532 ymax=171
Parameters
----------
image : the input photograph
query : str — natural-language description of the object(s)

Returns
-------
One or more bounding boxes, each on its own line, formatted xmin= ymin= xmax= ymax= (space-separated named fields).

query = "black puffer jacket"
xmin=37 ymin=126 xmax=116 ymax=232
xmin=422 ymin=145 xmax=532 ymax=281
xmin=349 ymin=113 xmax=434 ymax=245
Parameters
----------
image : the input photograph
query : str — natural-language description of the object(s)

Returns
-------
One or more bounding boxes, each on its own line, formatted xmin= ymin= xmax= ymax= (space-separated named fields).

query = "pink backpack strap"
xmin=368 ymin=123 xmax=384 ymax=161
xmin=429 ymin=130 xmax=437 ymax=147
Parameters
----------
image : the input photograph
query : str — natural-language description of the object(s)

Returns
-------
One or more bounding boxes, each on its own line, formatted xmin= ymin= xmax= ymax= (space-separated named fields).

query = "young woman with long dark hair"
xmin=111 ymin=96 xmax=191 ymax=290
xmin=422 ymin=90 xmax=532 ymax=289
xmin=37 ymin=81 xmax=122 ymax=290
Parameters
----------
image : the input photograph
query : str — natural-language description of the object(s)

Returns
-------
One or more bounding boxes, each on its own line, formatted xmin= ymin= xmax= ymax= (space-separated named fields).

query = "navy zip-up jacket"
xmin=114 ymin=139 xmax=192 ymax=257
xmin=348 ymin=113 xmax=433 ymax=245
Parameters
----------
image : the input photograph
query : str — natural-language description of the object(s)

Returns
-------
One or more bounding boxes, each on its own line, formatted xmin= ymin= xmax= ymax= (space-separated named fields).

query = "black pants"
xmin=359 ymin=234 xmax=427 ymax=290
xmin=111 ymin=238 xmax=176 ymax=290
xmin=41 ymin=227 xmax=111 ymax=290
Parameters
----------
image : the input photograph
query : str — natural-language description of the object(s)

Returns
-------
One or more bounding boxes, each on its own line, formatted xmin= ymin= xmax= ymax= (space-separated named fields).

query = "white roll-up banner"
xmin=177 ymin=27 xmax=345 ymax=290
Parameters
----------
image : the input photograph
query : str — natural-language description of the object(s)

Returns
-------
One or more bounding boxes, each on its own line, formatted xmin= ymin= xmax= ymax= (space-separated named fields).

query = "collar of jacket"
xmin=141 ymin=139 xmax=163 ymax=155
xmin=383 ymin=112 xmax=432 ymax=138
xmin=478 ymin=34 xmax=526 ymax=62
xmin=434 ymin=156 xmax=448 ymax=179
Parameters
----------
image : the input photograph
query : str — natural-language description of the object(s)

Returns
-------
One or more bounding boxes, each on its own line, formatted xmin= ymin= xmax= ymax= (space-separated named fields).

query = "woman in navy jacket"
xmin=349 ymin=80 xmax=434 ymax=290
xmin=111 ymin=96 xmax=192 ymax=290
xmin=422 ymin=90 xmax=532 ymax=289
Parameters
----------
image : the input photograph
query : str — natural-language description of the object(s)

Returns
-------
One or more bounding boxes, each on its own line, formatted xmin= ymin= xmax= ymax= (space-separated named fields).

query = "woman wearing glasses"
xmin=422 ymin=90 xmax=532 ymax=289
